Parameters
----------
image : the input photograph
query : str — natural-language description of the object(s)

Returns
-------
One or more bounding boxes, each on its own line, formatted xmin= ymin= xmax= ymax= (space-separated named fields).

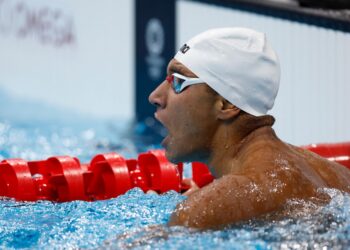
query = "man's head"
xmin=149 ymin=27 xmax=280 ymax=163
xmin=175 ymin=27 xmax=280 ymax=116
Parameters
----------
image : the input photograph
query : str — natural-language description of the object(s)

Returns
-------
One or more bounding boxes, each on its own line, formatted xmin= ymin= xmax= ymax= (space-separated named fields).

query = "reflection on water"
xmin=0 ymin=120 xmax=349 ymax=249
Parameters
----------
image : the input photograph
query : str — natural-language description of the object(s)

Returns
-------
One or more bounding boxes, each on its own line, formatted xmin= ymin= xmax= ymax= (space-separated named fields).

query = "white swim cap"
xmin=174 ymin=27 xmax=280 ymax=116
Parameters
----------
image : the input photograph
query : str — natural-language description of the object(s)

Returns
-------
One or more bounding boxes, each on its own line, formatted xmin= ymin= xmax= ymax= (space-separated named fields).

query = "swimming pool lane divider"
xmin=301 ymin=142 xmax=350 ymax=169
xmin=0 ymin=150 xmax=214 ymax=202
xmin=0 ymin=142 xmax=349 ymax=203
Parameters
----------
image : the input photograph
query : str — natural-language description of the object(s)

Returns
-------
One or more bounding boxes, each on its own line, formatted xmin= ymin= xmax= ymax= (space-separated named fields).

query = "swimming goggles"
xmin=166 ymin=73 xmax=203 ymax=94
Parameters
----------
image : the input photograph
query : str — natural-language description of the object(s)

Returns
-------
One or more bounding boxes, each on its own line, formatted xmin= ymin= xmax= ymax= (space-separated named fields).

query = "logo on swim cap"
xmin=180 ymin=44 xmax=190 ymax=54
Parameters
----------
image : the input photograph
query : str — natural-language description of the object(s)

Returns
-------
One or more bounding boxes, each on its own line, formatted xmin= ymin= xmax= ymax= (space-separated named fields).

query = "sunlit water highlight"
xmin=0 ymin=120 xmax=349 ymax=249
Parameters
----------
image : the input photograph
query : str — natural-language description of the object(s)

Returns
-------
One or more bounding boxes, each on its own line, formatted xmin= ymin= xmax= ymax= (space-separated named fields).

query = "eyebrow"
xmin=167 ymin=65 xmax=185 ymax=75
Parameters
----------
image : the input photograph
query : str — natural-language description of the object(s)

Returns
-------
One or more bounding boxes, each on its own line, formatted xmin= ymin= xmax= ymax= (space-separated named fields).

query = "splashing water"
xmin=0 ymin=189 xmax=185 ymax=249
xmin=104 ymin=189 xmax=350 ymax=250
xmin=0 ymin=120 xmax=350 ymax=249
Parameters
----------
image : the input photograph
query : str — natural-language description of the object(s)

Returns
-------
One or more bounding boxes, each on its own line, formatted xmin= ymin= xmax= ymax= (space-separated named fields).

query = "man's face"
xmin=148 ymin=59 xmax=219 ymax=164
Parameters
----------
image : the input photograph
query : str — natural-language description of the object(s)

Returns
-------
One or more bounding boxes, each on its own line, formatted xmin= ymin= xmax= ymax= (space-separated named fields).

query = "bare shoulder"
xmin=168 ymin=137 xmax=350 ymax=229
xmin=288 ymin=144 xmax=350 ymax=192
xmin=168 ymin=168 xmax=303 ymax=229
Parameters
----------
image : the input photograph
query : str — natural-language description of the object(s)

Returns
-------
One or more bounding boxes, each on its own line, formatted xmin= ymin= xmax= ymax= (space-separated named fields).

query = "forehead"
xmin=167 ymin=59 xmax=198 ymax=77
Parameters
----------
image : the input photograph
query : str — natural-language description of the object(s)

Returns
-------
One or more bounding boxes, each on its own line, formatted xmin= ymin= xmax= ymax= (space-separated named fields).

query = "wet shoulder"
xmin=238 ymin=140 xmax=328 ymax=197
xmin=289 ymin=144 xmax=350 ymax=192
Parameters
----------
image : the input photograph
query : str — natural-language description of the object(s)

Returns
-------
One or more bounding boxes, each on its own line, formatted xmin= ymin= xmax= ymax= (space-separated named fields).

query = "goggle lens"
xmin=166 ymin=73 xmax=203 ymax=94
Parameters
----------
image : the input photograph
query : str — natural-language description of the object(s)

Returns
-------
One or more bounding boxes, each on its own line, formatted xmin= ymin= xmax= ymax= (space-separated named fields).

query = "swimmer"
xmin=148 ymin=27 xmax=350 ymax=229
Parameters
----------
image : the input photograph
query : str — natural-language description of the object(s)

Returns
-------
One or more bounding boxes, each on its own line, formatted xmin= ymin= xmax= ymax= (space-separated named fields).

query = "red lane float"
xmin=192 ymin=162 xmax=215 ymax=188
xmin=138 ymin=150 xmax=182 ymax=193
xmin=0 ymin=159 xmax=37 ymax=201
xmin=87 ymin=153 xmax=132 ymax=200
xmin=0 ymin=150 xmax=214 ymax=202
xmin=2 ymin=141 xmax=348 ymax=202
xmin=303 ymin=142 xmax=350 ymax=169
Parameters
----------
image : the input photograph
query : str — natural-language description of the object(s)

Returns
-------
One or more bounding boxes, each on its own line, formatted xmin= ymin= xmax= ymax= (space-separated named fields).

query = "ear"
xmin=216 ymin=99 xmax=241 ymax=120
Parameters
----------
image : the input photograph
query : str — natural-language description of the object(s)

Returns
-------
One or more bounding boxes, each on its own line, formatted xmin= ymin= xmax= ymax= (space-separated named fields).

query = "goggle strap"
xmin=166 ymin=75 xmax=173 ymax=83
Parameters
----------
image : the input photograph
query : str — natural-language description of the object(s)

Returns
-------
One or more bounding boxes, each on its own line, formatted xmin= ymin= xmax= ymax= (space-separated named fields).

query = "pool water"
xmin=0 ymin=119 xmax=350 ymax=249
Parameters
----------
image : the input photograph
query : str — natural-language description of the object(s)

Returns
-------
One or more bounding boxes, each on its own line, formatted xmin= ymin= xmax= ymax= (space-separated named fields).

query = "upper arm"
xmin=168 ymin=171 xmax=299 ymax=229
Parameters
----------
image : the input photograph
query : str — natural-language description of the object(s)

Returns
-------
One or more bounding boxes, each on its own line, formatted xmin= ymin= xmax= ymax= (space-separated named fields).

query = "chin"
xmin=164 ymin=136 xmax=209 ymax=163
xmin=164 ymin=146 xmax=188 ymax=164
xmin=164 ymin=149 xmax=182 ymax=164
xmin=165 ymin=147 xmax=206 ymax=165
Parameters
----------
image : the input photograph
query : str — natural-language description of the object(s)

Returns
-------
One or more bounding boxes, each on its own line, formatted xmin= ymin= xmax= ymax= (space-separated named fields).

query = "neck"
xmin=208 ymin=113 xmax=275 ymax=177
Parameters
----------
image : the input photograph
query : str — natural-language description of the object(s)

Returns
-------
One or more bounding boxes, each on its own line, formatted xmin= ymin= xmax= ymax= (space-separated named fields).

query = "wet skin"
xmin=149 ymin=59 xmax=350 ymax=229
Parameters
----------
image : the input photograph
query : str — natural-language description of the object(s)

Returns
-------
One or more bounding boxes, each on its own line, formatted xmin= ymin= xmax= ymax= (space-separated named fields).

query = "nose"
xmin=148 ymin=80 xmax=168 ymax=109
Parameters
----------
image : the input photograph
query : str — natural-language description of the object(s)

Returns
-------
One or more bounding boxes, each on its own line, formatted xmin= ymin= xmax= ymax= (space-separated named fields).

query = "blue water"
xmin=0 ymin=119 xmax=350 ymax=249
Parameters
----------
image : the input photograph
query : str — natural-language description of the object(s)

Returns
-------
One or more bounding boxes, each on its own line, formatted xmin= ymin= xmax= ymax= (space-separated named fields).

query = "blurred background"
xmin=0 ymin=0 xmax=349 ymax=146
xmin=0 ymin=0 xmax=134 ymax=121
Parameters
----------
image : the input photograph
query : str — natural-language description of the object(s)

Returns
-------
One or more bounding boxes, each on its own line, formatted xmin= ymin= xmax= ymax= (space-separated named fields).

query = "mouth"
xmin=161 ymin=135 xmax=170 ymax=148
xmin=154 ymin=112 xmax=170 ymax=147
xmin=160 ymin=125 xmax=170 ymax=148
